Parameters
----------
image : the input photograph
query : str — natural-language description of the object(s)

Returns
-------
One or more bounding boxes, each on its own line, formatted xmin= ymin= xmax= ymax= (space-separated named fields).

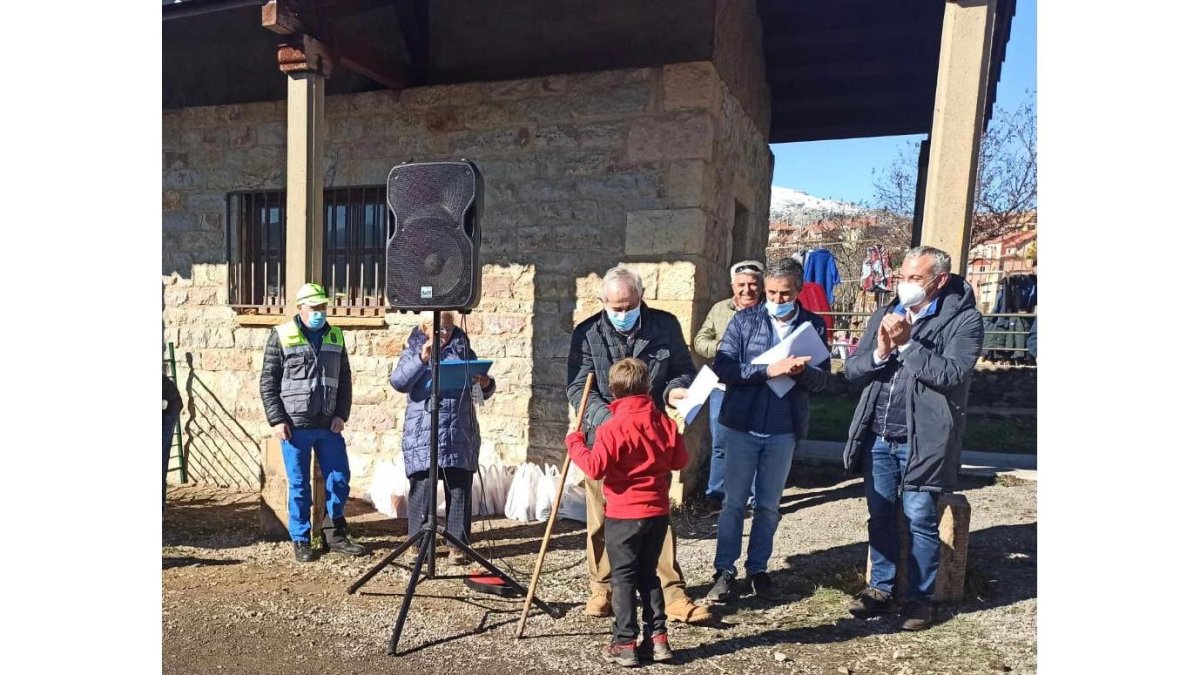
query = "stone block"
xmin=934 ymin=493 xmax=971 ymax=602
xmin=626 ymin=209 xmax=708 ymax=255
xmin=657 ymin=261 xmax=698 ymax=301
xmin=667 ymin=160 xmax=709 ymax=208
xmin=164 ymin=170 xmax=202 ymax=190
xmin=256 ymin=121 xmax=285 ymax=147
xmin=230 ymin=126 xmax=257 ymax=148
xmin=542 ymin=152 xmax=617 ymax=178
xmin=863 ymin=493 xmax=972 ymax=603
xmin=579 ymin=123 xmax=625 ymax=149
xmin=663 ymin=62 xmax=720 ymax=112
xmin=626 ymin=113 xmax=714 ymax=163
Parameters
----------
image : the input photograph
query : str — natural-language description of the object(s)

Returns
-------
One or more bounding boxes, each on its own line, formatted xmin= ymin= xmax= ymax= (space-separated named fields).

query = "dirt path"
xmin=163 ymin=469 xmax=1036 ymax=675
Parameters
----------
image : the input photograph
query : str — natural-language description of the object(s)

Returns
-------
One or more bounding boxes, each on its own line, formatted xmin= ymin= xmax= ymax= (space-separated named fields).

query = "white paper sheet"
xmin=676 ymin=365 xmax=722 ymax=425
xmin=750 ymin=322 xmax=831 ymax=398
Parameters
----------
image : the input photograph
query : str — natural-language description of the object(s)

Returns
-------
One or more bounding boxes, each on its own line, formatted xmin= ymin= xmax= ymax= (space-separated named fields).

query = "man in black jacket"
xmin=260 ymin=283 xmax=366 ymax=562
xmin=842 ymin=247 xmax=984 ymax=630
xmin=567 ymin=266 xmax=710 ymax=624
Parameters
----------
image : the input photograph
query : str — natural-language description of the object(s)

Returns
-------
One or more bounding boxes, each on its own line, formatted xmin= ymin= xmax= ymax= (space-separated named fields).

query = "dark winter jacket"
xmin=163 ymin=375 xmax=183 ymax=417
xmin=711 ymin=304 xmax=835 ymax=440
xmin=389 ymin=326 xmax=495 ymax=476
xmin=842 ymin=275 xmax=984 ymax=492
xmin=259 ymin=317 xmax=352 ymax=430
xmin=567 ymin=304 xmax=696 ymax=444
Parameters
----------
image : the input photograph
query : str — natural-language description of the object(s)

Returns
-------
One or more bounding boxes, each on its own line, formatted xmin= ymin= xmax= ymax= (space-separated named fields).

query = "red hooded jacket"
xmin=565 ymin=394 xmax=689 ymax=519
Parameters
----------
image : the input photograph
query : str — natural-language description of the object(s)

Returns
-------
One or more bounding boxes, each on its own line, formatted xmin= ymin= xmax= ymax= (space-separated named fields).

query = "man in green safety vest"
xmin=259 ymin=283 xmax=367 ymax=562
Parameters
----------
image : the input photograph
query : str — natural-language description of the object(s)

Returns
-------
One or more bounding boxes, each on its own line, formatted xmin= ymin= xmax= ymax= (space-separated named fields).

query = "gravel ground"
xmin=162 ymin=466 xmax=1036 ymax=675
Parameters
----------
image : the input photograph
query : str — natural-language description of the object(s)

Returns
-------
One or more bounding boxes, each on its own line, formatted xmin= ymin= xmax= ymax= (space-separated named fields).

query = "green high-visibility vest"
xmin=275 ymin=320 xmax=345 ymax=419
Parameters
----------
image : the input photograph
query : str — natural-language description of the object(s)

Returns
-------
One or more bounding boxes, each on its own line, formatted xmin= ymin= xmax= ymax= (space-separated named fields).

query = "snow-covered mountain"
xmin=770 ymin=186 xmax=860 ymax=226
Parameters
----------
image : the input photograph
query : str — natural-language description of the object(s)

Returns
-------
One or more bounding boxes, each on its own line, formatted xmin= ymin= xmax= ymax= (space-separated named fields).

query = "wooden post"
xmin=864 ymin=493 xmax=972 ymax=603
xmin=259 ymin=438 xmax=291 ymax=540
xmin=919 ymin=0 xmax=998 ymax=273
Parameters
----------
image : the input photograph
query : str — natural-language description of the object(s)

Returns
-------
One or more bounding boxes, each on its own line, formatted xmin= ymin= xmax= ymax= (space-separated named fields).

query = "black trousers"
xmin=407 ymin=468 xmax=473 ymax=544
xmin=605 ymin=514 xmax=669 ymax=643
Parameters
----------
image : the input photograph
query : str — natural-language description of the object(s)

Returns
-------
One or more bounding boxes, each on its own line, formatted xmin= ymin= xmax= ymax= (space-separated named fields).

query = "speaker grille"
xmin=385 ymin=162 xmax=481 ymax=310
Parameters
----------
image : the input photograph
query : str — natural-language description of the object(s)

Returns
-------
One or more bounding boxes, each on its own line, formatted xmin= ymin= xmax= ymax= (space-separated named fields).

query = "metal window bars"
xmin=227 ymin=186 xmax=393 ymax=316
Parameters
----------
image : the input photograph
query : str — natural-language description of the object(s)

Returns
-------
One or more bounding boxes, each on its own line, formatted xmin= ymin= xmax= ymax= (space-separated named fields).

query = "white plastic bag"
xmin=534 ymin=464 xmax=560 ymax=521
xmin=558 ymin=463 xmax=588 ymax=523
xmin=504 ymin=463 xmax=544 ymax=522
xmin=367 ymin=458 xmax=409 ymax=518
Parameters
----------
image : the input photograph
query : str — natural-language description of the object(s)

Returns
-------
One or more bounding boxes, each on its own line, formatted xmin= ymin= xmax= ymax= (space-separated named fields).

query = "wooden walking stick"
xmin=515 ymin=372 xmax=594 ymax=639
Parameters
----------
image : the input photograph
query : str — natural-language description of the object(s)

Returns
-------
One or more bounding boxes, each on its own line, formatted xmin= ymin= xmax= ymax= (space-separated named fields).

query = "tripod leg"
xmin=440 ymin=528 xmax=558 ymax=619
xmin=388 ymin=530 xmax=433 ymax=656
xmin=347 ymin=529 xmax=425 ymax=595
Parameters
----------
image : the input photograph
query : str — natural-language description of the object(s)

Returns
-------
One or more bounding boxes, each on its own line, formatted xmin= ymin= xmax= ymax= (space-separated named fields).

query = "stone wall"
xmin=163 ymin=62 xmax=772 ymax=499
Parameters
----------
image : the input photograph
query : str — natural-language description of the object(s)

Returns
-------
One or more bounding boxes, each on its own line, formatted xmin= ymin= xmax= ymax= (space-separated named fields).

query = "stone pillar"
xmin=919 ymin=0 xmax=998 ymax=273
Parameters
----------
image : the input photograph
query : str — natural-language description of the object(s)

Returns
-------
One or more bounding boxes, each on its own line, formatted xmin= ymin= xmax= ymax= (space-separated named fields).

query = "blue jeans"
xmin=705 ymin=389 xmax=756 ymax=506
xmin=714 ymin=429 xmax=795 ymax=575
xmin=162 ymin=412 xmax=179 ymax=506
xmin=863 ymin=436 xmax=940 ymax=600
xmin=281 ymin=428 xmax=351 ymax=543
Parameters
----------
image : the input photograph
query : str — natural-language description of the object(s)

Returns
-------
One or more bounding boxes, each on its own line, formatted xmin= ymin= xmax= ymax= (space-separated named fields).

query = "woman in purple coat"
xmin=389 ymin=312 xmax=495 ymax=564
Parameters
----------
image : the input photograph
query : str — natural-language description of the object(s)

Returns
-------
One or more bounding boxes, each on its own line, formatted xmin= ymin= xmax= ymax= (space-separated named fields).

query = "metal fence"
xmin=814 ymin=311 xmax=1036 ymax=363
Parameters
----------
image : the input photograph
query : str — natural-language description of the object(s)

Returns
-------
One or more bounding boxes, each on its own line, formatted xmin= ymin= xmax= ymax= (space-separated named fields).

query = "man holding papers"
xmin=841 ymin=246 xmax=983 ymax=631
xmin=709 ymin=261 xmax=836 ymax=603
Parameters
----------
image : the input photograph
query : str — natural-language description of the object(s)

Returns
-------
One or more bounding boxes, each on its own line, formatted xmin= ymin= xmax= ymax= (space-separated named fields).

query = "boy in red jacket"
xmin=566 ymin=358 xmax=690 ymax=667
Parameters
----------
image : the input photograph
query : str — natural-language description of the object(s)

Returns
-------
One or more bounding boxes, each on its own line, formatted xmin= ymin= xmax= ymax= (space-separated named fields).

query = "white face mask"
xmin=896 ymin=282 xmax=927 ymax=308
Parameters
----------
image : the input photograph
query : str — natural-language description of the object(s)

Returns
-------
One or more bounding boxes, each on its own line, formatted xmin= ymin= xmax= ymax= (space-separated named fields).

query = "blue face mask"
xmin=764 ymin=300 xmax=795 ymax=319
xmin=606 ymin=306 xmax=641 ymax=332
xmin=306 ymin=311 xmax=326 ymax=330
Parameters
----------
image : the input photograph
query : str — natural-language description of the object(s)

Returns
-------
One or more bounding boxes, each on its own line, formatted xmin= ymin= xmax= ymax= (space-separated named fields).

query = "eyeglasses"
xmin=733 ymin=264 xmax=762 ymax=274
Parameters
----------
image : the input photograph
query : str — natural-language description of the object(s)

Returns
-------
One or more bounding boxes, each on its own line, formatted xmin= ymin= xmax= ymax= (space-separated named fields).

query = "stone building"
xmin=162 ymin=0 xmax=1016 ymax=499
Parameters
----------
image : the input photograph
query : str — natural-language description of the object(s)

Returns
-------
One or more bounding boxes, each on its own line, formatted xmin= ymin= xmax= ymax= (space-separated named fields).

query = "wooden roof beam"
xmin=263 ymin=0 xmax=407 ymax=89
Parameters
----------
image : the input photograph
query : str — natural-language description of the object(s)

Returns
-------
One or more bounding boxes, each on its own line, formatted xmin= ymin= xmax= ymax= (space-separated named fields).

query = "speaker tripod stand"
xmin=347 ymin=309 xmax=556 ymax=655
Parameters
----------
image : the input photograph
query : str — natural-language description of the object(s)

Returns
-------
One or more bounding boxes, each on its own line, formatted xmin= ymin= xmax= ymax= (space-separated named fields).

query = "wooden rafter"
xmin=262 ymin=0 xmax=406 ymax=89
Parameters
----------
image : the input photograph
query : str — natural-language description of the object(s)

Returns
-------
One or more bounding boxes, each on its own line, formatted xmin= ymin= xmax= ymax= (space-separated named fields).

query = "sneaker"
xmin=900 ymin=600 xmax=933 ymax=631
xmin=602 ymin=641 xmax=638 ymax=668
xmin=848 ymin=587 xmax=893 ymax=617
xmin=328 ymin=537 xmax=368 ymax=557
xmin=706 ymin=569 xmax=737 ymax=602
xmin=638 ymin=632 xmax=673 ymax=663
xmin=749 ymin=571 xmax=780 ymax=600
xmin=585 ymin=589 xmax=613 ymax=617
xmin=293 ymin=541 xmax=318 ymax=563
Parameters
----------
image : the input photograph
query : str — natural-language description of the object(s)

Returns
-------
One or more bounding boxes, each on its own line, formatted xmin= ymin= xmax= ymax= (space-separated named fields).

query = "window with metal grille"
xmin=227 ymin=186 xmax=393 ymax=316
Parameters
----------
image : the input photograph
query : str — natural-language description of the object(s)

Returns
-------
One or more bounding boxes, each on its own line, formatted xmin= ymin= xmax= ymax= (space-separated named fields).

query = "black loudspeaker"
xmin=385 ymin=160 xmax=483 ymax=311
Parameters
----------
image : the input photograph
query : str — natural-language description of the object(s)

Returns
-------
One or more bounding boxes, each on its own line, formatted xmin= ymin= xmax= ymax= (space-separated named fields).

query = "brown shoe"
xmin=848 ymin=587 xmax=893 ymax=617
xmin=585 ymin=589 xmax=613 ymax=617
xmin=448 ymin=547 xmax=469 ymax=565
xmin=900 ymin=600 xmax=933 ymax=631
xmin=665 ymin=597 xmax=712 ymax=623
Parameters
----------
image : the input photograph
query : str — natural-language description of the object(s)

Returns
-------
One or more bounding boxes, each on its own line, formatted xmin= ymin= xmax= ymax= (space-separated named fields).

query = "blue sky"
xmin=770 ymin=0 xmax=1037 ymax=204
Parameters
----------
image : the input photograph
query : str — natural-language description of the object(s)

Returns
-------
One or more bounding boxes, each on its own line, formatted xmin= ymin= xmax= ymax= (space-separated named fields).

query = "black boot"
xmin=325 ymin=517 xmax=367 ymax=557
xmin=293 ymin=541 xmax=318 ymax=563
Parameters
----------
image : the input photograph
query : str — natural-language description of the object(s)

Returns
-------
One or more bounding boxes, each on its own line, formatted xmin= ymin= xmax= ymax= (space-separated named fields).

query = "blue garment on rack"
xmin=802 ymin=248 xmax=841 ymax=305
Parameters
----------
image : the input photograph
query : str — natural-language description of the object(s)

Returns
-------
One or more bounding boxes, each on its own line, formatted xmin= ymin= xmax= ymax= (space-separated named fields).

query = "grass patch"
xmin=808 ymin=395 xmax=1037 ymax=454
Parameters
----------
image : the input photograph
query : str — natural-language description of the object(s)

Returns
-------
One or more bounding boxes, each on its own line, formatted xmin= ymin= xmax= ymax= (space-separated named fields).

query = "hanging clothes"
xmin=799 ymin=281 xmax=834 ymax=340
xmin=983 ymin=273 xmax=1037 ymax=361
xmin=802 ymin=247 xmax=841 ymax=305
xmin=859 ymin=245 xmax=892 ymax=294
